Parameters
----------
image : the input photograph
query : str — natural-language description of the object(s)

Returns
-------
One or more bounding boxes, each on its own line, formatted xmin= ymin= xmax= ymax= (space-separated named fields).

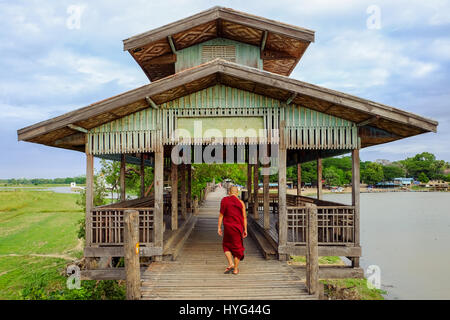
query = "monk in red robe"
xmin=218 ymin=186 xmax=247 ymax=275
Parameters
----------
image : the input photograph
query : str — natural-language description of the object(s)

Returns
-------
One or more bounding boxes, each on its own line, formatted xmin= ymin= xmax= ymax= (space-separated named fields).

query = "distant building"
xmin=375 ymin=159 xmax=392 ymax=166
xmin=393 ymin=177 xmax=414 ymax=186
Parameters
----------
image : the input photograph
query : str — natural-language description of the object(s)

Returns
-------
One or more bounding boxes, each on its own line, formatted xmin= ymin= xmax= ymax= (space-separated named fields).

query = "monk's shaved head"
xmin=229 ymin=186 xmax=239 ymax=195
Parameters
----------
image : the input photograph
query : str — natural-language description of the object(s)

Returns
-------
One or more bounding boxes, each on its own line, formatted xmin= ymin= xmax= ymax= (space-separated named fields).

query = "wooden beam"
xmin=297 ymin=163 xmax=302 ymax=196
xmin=84 ymin=246 xmax=162 ymax=257
xmin=120 ymin=154 xmax=126 ymax=201
xmin=124 ymin=209 xmax=140 ymax=300
xmin=180 ymin=164 xmax=187 ymax=219
xmin=140 ymin=154 xmax=145 ymax=198
xmin=278 ymin=120 xmax=287 ymax=259
xmin=145 ymin=96 xmax=159 ymax=109
xmin=357 ymin=115 xmax=380 ymax=127
xmin=351 ymin=149 xmax=360 ymax=268
xmin=85 ymin=150 xmax=94 ymax=247
xmin=263 ymin=163 xmax=270 ymax=230
xmin=154 ymin=149 xmax=164 ymax=259
xmin=261 ymin=30 xmax=268 ymax=51
xmin=253 ymin=159 xmax=259 ymax=219
xmin=247 ymin=163 xmax=252 ymax=202
xmin=305 ymin=203 xmax=319 ymax=295
xmin=171 ymin=161 xmax=178 ymax=230
xmin=286 ymin=92 xmax=297 ymax=105
xmin=187 ymin=164 xmax=192 ymax=213
xmin=68 ymin=124 xmax=88 ymax=133
xmin=278 ymin=245 xmax=361 ymax=257
xmin=167 ymin=35 xmax=177 ymax=53
xmin=317 ymin=158 xmax=322 ymax=200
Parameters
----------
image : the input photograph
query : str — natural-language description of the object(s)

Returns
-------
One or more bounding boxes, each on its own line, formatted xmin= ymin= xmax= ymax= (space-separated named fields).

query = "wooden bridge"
xmin=140 ymin=188 xmax=315 ymax=300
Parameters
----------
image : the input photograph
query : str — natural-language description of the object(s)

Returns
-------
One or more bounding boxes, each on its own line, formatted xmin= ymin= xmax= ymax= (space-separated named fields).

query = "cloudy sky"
xmin=1 ymin=0 xmax=449 ymax=178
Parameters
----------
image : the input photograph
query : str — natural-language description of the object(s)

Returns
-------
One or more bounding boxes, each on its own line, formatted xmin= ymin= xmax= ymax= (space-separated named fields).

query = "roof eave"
xmin=122 ymin=6 xmax=315 ymax=52
xmin=17 ymin=59 xmax=437 ymax=143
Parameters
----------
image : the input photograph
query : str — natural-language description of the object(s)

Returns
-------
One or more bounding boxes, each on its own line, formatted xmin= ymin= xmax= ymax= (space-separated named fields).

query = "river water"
xmin=323 ymin=192 xmax=450 ymax=300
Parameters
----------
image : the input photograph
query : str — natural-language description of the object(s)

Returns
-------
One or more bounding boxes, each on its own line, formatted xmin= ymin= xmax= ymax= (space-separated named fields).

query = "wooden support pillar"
xmin=85 ymin=152 xmax=94 ymax=247
xmin=306 ymin=203 xmax=319 ymax=295
xmin=187 ymin=164 xmax=192 ymax=214
xmin=140 ymin=154 xmax=145 ymax=198
xmin=124 ymin=209 xmax=140 ymax=300
xmin=297 ymin=163 xmax=302 ymax=196
xmin=246 ymin=163 xmax=252 ymax=202
xmin=351 ymin=149 xmax=361 ymax=268
xmin=263 ymin=163 xmax=270 ymax=230
xmin=253 ymin=160 xmax=259 ymax=219
xmin=120 ymin=154 xmax=126 ymax=201
xmin=180 ymin=164 xmax=187 ymax=219
xmin=278 ymin=121 xmax=287 ymax=260
xmin=154 ymin=149 xmax=164 ymax=260
xmin=317 ymin=157 xmax=322 ymax=200
xmin=171 ymin=161 xmax=178 ymax=230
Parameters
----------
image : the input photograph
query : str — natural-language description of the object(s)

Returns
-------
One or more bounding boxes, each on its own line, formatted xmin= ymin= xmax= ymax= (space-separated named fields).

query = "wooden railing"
xmin=287 ymin=205 xmax=355 ymax=245
xmin=89 ymin=207 xmax=154 ymax=246
xmin=250 ymin=193 xmax=355 ymax=246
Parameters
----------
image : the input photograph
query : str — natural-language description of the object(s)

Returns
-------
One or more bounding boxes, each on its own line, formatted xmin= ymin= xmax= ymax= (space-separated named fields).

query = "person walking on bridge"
xmin=218 ymin=185 xmax=247 ymax=275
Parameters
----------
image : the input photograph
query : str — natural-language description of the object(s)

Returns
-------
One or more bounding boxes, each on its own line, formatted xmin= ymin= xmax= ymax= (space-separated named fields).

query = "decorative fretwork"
xmin=87 ymin=129 xmax=162 ymax=155
xmin=285 ymin=126 xmax=359 ymax=150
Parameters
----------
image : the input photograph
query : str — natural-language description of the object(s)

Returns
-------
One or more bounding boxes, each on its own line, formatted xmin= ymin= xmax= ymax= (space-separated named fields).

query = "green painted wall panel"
xmin=175 ymin=38 xmax=262 ymax=73
xmin=91 ymin=84 xmax=354 ymax=134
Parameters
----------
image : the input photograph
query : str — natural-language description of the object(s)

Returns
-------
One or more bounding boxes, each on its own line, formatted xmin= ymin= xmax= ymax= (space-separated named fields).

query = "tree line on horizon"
xmin=1 ymin=152 xmax=448 ymax=192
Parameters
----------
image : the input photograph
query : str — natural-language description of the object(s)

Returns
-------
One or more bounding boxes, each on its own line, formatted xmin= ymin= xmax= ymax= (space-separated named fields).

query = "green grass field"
xmin=0 ymin=190 xmax=83 ymax=299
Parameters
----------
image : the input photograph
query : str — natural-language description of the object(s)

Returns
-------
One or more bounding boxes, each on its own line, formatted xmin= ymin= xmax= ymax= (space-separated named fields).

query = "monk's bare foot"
xmin=224 ymin=265 xmax=234 ymax=274
xmin=232 ymin=268 xmax=239 ymax=275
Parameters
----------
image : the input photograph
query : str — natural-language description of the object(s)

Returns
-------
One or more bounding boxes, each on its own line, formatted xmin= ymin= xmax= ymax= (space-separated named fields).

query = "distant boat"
xmin=70 ymin=182 xmax=85 ymax=192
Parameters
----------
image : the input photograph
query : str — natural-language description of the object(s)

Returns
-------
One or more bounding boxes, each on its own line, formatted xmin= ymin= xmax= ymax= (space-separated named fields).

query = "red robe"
xmin=220 ymin=195 xmax=245 ymax=260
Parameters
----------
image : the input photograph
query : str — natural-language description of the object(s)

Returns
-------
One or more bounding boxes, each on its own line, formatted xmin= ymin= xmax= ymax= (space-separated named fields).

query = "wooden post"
xmin=124 ymin=209 xmax=140 ymax=300
xmin=85 ymin=151 xmax=94 ymax=247
xmin=187 ymin=164 xmax=192 ymax=214
xmin=120 ymin=154 xmax=126 ymax=201
xmin=154 ymin=150 xmax=164 ymax=261
xmin=140 ymin=154 xmax=145 ymax=198
xmin=193 ymin=197 xmax=199 ymax=215
xmin=180 ymin=164 xmax=187 ymax=219
xmin=171 ymin=161 xmax=178 ymax=230
xmin=253 ymin=160 xmax=259 ymax=219
xmin=278 ymin=121 xmax=287 ymax=260
xmin=305 ymin=203 xmax=319 ymax=295
xmin=263 ymin=163 xmax=270 ymax=230
xmin=351 ymin=149 xmax=360 ymax=268
xmin=297 ymin=163 xmax=302 ymax=196
xmin=317 ymin=157 xmax=322 ymax=200
xmin=247 ymin=163 xmax=252 ymax=202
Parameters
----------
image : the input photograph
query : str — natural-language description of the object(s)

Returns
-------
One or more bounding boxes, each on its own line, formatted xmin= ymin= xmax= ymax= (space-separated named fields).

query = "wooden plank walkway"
xmin=141 ymin=188 xmax=315 ymax=300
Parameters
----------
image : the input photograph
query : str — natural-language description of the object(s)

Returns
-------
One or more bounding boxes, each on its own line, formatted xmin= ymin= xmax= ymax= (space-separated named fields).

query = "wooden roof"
xmin=123 ymin=6 xmax=315 ymax=81
xmin=17 ymin=59 xmax=437 ymax=152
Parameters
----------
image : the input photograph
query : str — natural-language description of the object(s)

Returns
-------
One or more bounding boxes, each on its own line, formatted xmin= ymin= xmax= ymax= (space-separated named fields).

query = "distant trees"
xmin=399 ymin=152 xmax=446 ymax=181
xmin=361 ymin=162 xmax=384 ymax=185
xmin=0 ymin=176 xmax=86 ymax=186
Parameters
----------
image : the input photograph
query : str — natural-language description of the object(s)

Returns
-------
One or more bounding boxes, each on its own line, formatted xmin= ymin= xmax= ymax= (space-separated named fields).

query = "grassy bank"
xmin=322 ymin=279 xmax=386 ymax=300
xmin=289 ymin=256 xmax=385 ymax=300
xmin=0 ymin=190 xmax=124 ymax=299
